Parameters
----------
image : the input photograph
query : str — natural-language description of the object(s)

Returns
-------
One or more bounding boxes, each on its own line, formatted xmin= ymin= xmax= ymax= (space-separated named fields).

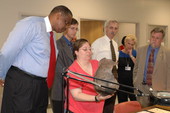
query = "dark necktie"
xmin=146 ymin=49 xmax=155 ymax=86
xmin=110 ymin=40 xmax=118 ymax=79
xmin=47 ymin=31 xmax=56 ymax=88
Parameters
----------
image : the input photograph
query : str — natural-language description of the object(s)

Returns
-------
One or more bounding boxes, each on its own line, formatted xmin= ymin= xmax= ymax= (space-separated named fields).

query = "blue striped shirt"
xmin=0 ymin=16 xmax=57 ymax=79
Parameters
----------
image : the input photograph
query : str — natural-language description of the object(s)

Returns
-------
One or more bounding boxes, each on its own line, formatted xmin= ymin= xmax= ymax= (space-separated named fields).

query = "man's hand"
xmin=0 ymin=79 xmax=4 ymax=87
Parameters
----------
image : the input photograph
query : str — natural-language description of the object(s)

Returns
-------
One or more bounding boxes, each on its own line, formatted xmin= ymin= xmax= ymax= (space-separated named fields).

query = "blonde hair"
xmin=124 ymin=34 xmax=137 ymax=44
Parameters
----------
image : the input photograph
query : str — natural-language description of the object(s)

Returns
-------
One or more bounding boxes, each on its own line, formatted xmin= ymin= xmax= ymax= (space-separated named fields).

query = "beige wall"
xmin=116 ymin=23 xmax=136 ymax=46
xmin=0 ymin=0 xmax=170 ymax=48
xmin=0 ymin=0 xmax=170 ymax=109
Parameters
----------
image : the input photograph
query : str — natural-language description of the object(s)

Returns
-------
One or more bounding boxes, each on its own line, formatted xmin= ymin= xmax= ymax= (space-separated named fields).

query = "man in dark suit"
xmin=51 ymin=18 xmax=78 ymax=113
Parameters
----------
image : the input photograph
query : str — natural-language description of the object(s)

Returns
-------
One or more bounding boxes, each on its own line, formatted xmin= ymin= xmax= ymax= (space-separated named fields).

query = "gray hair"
xmin=151 ymin=27 xmax=165 ymax=38
xmin=104 ymin=20 xmax=118 ymax=28
xmin=104 ymin=20 xmax=119 ymax=33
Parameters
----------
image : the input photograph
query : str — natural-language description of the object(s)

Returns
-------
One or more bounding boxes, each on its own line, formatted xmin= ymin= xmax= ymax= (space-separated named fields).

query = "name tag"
xmin=125 ymin=65 xmax=131 ymax=71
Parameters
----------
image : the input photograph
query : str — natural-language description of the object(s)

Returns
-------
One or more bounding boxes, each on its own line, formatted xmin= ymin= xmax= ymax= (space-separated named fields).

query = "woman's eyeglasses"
xmin=79 ymin=48 xmax=92 ymax=52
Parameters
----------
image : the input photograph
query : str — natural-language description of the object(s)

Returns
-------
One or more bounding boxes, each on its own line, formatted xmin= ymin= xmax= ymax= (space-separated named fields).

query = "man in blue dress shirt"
xmin=0 ymin=5 xmax=72 ymax=113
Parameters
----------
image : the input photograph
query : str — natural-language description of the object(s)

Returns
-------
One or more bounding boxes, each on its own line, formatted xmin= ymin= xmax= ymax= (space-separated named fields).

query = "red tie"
xmin=146 ymin=49 xmax=155 ymax=86
xmin=47 ymin=31 xmax=56 ymax=88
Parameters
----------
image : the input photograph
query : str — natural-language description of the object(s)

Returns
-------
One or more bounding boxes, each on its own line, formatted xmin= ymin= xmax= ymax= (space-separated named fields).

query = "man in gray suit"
xmin=133 ymin=27 xmax=170 ymax=107
xmin=51 ymin=18 xmax=78 ymax=113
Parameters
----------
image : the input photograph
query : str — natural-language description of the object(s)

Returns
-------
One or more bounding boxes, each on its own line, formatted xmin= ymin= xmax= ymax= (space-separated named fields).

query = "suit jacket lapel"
xmin=60 ymin=38 xmax=74 ymax=61
xmin=141 ymin=45 xmax=149 ymax=70
xmin=153 ymin=46 xmax=164 ymax=74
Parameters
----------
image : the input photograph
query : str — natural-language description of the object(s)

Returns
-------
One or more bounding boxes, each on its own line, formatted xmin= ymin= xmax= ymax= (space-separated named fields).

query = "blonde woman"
xmin=117 ymin=34 xmax=137 ymax=103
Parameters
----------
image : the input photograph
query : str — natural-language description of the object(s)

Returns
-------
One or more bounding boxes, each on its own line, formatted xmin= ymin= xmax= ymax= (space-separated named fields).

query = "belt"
xmin=142 ymin=82 xmax=152 ymax=86
xmin=142 ymin=81 xmax=147 ymax=85
xmin=11 ymin=66 xmax=46 ymax=80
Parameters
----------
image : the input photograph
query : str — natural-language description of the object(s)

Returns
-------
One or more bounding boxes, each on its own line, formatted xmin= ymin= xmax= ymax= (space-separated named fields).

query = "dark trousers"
xmin=1 ymin=66 xmax=48 ymax=113
xmin=51 ymin=100 xmax=74 ymax=113
xmin=51 ymin=100 xmax=65 ymax=113
xmin=103 ymin=92 xmax=117 ymax=113
xmin=118 ymin=86 xmax=136 ymax=103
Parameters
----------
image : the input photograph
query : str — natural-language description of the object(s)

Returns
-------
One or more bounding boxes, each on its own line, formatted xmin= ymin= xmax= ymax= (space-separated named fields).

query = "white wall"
xmin=0 ymin=0 xmax=170 ymax=48
xmin=116 ymin=23 xmax=136 ymax=46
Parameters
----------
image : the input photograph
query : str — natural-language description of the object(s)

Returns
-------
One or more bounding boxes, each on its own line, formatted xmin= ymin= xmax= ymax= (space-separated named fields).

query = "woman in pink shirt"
xmin=66 ymin=39 xmax=112 ymax=113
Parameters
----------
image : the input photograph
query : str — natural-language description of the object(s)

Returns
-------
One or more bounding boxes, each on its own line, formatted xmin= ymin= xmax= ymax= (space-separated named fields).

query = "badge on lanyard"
xmin=125 ymin=64 xmax=131 ymax=71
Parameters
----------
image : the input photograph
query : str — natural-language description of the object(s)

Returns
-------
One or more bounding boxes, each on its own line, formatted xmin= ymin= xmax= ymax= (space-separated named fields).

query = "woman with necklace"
xmin=117 ymin=34 xmax=137 ymax=103
xmin=66 ymin=39 xmax=112 ymax=113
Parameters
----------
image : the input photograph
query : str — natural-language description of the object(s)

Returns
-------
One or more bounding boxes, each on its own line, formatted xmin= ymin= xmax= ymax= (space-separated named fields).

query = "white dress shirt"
xmin=91 ymin=35 xmax=119 ymax=61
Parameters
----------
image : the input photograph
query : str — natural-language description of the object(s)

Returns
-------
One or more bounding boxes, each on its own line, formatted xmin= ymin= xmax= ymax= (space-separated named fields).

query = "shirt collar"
xmin=148 ymin=45 xmax=159 ymax=50
xmin=62 ymin=35 xmax=72 ymax=46
xmin=104 ymin=35 xmax=115 ymax=42
xmin=44 ymin=16 xmax=52 ymax=32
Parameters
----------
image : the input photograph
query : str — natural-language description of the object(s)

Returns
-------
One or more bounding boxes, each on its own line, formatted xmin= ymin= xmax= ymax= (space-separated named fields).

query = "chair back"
xmin=114 ymin=101 xmax=142 ymax=113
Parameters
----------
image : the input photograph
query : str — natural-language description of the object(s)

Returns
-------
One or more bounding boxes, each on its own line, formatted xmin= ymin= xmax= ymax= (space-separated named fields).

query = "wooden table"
xmin=133 ymin=105 xmax=170 ymax=113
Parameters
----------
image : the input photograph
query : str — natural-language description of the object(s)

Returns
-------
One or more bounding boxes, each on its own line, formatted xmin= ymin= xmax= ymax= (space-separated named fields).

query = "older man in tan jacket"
xmin=133 ymin=27 xmax=170 ymax=107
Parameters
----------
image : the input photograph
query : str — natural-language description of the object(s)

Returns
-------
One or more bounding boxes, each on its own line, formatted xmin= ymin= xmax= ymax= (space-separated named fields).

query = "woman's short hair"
xmin=124 ymin=34 xmax=137 ymax=44
xmin=121 ymin=36 xmax=126 ymax=45
xmin=73 ymin=39 xmax=89 ymax=59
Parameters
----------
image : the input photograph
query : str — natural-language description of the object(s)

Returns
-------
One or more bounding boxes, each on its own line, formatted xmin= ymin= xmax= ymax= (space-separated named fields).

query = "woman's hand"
xmin=128 ymin=49 xmax=136 ymax=63
xmin=71 ymin=88 xmax=114 ymax=102
xmin=95 ymin=94 xmax=113 ymax=102
xmin=128 ymin=49 xmax=133 ymax=56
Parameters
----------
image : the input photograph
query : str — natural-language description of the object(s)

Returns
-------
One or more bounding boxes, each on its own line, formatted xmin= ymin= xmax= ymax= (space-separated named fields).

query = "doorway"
xmin=80 ymin=19 xmax=138 ymax=47
xmin=80 ymin=19 xmax=105 ymax=44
